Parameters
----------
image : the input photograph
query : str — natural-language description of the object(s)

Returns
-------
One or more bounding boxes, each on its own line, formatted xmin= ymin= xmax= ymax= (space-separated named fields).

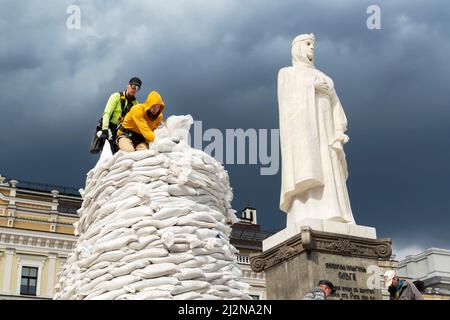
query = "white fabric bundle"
xmin=54 ymin=115 xmax=250 ymax=300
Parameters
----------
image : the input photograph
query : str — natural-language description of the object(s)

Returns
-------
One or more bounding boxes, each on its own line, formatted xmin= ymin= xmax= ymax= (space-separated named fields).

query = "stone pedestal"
xmin=250 ymin=227 xmax=392 ymax=300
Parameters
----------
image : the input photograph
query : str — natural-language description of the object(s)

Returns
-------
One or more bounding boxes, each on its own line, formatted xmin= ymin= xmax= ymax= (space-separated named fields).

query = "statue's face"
xmin=291 ymin=35 xmax=315 ymax=66
xmin=302 ymin=39 xmax=314 ymax=62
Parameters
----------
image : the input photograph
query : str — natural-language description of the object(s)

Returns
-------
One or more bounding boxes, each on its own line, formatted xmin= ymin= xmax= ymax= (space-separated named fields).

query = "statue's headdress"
xmin=292 ymin=33 xmax=315 ymax=46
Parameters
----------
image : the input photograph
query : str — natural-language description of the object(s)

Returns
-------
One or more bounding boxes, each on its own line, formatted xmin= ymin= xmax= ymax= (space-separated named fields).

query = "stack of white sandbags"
xmin=54 ymin=115 xmax=251 ymax=300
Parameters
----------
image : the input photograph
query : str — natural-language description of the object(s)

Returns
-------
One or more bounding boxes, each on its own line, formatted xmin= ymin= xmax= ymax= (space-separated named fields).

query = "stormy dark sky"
xmin=1 ymin=0 xmax=449 ymax=259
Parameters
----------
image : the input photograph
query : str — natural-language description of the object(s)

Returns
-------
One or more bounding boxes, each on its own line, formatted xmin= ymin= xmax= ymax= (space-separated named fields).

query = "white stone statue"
xmin=278 ymin=33 xmax=355 ymax=228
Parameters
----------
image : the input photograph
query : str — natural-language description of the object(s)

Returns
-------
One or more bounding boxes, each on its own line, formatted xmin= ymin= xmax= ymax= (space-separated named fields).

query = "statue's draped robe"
xmin=278 ymin=63 xmax=355 ymax=223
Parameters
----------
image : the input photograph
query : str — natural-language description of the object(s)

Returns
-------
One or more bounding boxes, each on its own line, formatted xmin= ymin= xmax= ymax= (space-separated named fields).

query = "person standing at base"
xmin=303 ymin=280 xmax=336 ymax=300
xmin=116 ymin=90 xmax=165 ymax=152
xmin=384 ymin=270 xmax=424 ymax=300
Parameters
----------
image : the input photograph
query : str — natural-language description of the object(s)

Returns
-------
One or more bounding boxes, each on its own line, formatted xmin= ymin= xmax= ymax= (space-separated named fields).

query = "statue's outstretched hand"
xmin=331 ymin=132 xmax=349 ymax=150
xmin=339 ymin=132 xmax=349 ymax=144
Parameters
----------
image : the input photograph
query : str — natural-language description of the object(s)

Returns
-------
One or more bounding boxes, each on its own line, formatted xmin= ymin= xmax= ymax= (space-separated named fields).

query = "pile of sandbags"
xmin=54 ymin=115 xmax=250 ymax=300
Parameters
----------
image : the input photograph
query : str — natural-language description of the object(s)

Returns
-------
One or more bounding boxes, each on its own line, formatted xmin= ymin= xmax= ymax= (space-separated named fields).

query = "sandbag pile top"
xmin=54 ymin=115 xmax=251 ymax=300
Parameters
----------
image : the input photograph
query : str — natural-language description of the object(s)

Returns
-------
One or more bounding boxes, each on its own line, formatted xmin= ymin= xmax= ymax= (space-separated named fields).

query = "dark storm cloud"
xmin=1 ymin=0 xmax=449 ymax=256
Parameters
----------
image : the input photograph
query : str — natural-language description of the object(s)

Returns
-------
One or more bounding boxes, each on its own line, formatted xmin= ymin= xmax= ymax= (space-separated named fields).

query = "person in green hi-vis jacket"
xmin=99 ymin=77 xmax=142 ymax=152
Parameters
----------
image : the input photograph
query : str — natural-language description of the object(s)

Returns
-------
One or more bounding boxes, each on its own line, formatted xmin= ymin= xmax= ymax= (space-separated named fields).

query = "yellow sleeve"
xmin=131 ymin=109 xmax=155 ymax=142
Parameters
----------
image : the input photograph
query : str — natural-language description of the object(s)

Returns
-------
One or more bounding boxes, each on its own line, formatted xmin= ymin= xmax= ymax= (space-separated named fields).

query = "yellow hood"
xmin=143 ymin=91 xmax=165 ymax=114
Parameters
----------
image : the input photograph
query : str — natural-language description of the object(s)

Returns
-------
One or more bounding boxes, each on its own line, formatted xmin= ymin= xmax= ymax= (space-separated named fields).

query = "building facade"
xmin=231 ymin=206 xmax=272 ymax=300
xmin=0 ymin=176 xmax=79 ymax=299
xmin=0 ymin=176 xmax=270 ymax=300
xmin=397 ymin=247 xmax=450 ymax=300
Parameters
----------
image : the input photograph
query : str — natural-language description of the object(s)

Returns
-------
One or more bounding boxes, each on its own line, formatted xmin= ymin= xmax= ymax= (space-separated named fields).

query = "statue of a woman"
xmin=278 ymin=33 xmax=355 ymax=228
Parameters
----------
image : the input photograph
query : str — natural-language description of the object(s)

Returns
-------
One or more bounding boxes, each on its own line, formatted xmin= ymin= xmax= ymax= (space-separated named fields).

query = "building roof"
xmin=1 ymin=176 xmax=80 ymax=197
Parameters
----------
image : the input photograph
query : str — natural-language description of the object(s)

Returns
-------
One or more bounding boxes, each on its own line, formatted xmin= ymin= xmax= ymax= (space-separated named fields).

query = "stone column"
xmin=46 ymin=254 xmax=57 ymax=297
xmin=1 ymin=248 xmax=15 ymax=295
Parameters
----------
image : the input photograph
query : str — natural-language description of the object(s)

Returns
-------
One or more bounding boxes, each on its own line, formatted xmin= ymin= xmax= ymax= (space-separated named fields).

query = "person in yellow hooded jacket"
xmin=116 ymin=91 xmax=166 ymax=152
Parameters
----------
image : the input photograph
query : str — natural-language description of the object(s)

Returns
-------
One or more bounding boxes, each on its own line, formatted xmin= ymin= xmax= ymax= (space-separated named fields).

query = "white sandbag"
xmin=102 ymin=217 xmax=142 ymax=234
xmin=161 ymin=231 xmax=175 ymax=248
xmin=186 ymin=211 xmax=220 ymax=224
xmin=114 ymin=175 xmax=152 ymax=187
xmin=164 ymin=115 xmax=193 ymax=142
xmin=149 ymin=253 xmax=194 ymax=265
xmin=210 ymin=275 xmax=235 ymax=285
xmin=177 ymin=216 xmax=216 ymax=228
xmin=128 ymin=235 xmax=160 ymax=251
xmin=124 ymin=277 xmax=180 ymax=292
xmin=95 ymin=234 xmax=138 ymax=253
xmin=133 ymin=217 xmax=177 ymax=230
xmin=179 ymin=259 xmax=203 ymax=268
xmin=168 ymin=243 xmax=191 ymax=253
xmin=122 ymin=248 xmax=168 ymax=263
xmin=152 ymin=207 xmax=191 ymax=220
xmin=133 ymin=154 xmax=168 ymax=167
xmin=147 ymin=192 xmax=171 ymax=200
xmin=116 ymin=149 xmax=157 ymax=162
xmin=117 ymin=206 xmax=153 ymax=219
xmin=84 ymin=266 xmax=111 ymax=280
xmin=171 ymin=280 xmax=210 ymax=295
xmin=191 ymin=247 xmax=225 ymax=256
xmin=90 ymin=288 xmax=128 ymax=300
xmin=96 ymin=275 xmax=141 ymax=292
xmin=134 ymin=168 xmax=170 ymax=178
xmin=205 ymin=238 xmax=224 ymax=249
xmin=226 ymin=280 xmax=250 ymax=291
xmin=136 ymin=226 xmax=158 ymax=237
xmin=102 ymin=171 xmax=130 ymax=184
xmin=202 ymin=261 xmax=229 ymax=273
xmin=135 ymin=289 xmax=172 ymax=300
xmin=78 ymin=273 xmax=113 ymax=294
xmin=109 ymin=159 xmax=135 ymax=172
xmin=114 ymin=196 xmax=143 ymax=211
xmin=110 ymin=183 xmax=140 ymax=201
xmin=168 ymin=184 xmax=197 ymax=197
xmin=157 ymin=226 xmax=198 ymax=235
xmin=200 ymin=272 xmax=223 ymax=282
xmin=173 ymin=292 xmax=202 ymax=300
xmin=150 ymin=137 xmax=177 ymax=153
xmin=195 ymin=229 xmax=220 ymax=240
xmin=210 ymin=252 xmax=234 ymax=262
xmin=83 ymin=289 xmax=107 ymax=300
xmin=186 ymin=235 xmax=204 ymax=249
xmin=109 ymin=258 xmax=150 ymax=277
xmin=95 ymin=250 xmax=128 ymax=264
xmin=78 ymin=252 xmax=101 ymax=269
xmin=131 ymin=263 xmax=179 ymax=279
xmin=95 ymin=185 xmax=117 ymax=202
xmin=96 ymin=227 xmax=136 ymax=245
xmin=174 ymin=268 xmax=204 ymax=280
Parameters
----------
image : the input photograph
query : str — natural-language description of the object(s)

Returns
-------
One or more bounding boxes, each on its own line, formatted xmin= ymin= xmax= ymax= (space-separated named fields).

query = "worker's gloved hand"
xmin=99 ymin=130 xmax=109 ymax=140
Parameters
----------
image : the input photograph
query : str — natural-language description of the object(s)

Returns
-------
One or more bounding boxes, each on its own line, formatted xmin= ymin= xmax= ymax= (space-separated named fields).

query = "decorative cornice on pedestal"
xmin=250 ymin=227 xmax=392 ymax=273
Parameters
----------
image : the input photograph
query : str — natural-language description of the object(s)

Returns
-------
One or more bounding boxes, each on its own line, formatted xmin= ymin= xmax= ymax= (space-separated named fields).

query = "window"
xmin=20 ymin=266 xmax=38 ymax=296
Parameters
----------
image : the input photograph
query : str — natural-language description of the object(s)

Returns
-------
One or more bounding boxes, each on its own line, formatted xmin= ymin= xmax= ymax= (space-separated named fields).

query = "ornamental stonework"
xmin=250 ymin=228 xmax=392 ymax=273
